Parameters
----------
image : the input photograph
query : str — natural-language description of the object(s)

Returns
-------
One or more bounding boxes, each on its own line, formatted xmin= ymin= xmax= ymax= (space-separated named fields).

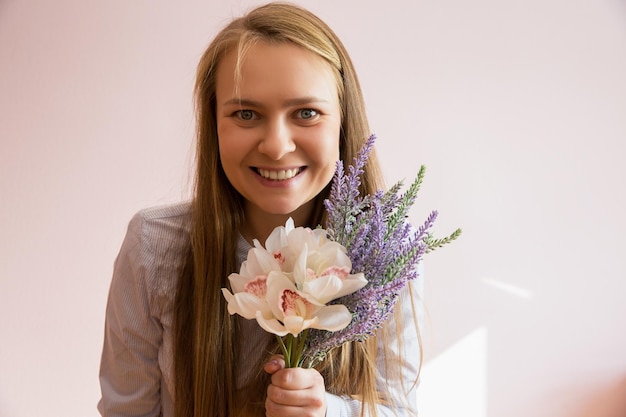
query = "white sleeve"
xmin=325 ymin=270 xmax=423 ymax=417
xmin=98 ymin=213 xmax=163 ymax=417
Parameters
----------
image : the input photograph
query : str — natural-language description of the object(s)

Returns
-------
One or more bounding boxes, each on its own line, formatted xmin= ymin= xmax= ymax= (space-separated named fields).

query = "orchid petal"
xmin=228 ymin=273 xmax=252 ymax=293
xmin=255 ymin=311 xmax=289 ymax=336
xmin=247 ymin=247 xmax=282 ymax=275
xmin=265 ymin=271 xmax=297 ymax=320
xmin=283 ymin=315 xmax=319 ymax=336
xmin=310 ymin=272 xmax=368 ymax=303
xmin=311 ymin=304 xmax=353 ymax=331
xmin=292 ymin=244 xmax=309 ymax=289
xmin=265 ymin=218 xmax=292 ymax=253
xmin=315 ymin=242 xmax=351 ymax=270
xmin=303 ymin=275 xmax=346 ymax=304
xmin=221 ymin=289 xmax=271 ymax=319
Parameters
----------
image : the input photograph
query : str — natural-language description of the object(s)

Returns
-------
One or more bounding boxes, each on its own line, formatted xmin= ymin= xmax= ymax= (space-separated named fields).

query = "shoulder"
xmin=128 ymin=201 xmax=192 ymax=240
xmin=123 ymin=201 xmax=192 ymax=256
xmin=125 ymin=200 xmax=192 ymax=266
xmin=118 ymin=202 xmax=192 ymax=312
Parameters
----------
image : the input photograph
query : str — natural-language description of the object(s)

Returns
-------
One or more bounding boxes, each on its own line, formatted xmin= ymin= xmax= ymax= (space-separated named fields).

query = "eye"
xmin=235 ymin=110 xmax=257 ymax=121
xmin=296 ymin=108 xmax=319 ymax=120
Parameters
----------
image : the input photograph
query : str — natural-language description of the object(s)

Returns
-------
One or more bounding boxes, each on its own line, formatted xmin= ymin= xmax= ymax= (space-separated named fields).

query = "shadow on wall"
xmin=575 ymin=378 xmax=626 ymax=417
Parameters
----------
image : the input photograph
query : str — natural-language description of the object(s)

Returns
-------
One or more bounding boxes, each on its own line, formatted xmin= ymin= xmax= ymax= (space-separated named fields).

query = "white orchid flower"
xmin=264 ymin=218 xmax=329 ymax=273
xmin=262 ymin=218 xmax=294 ymax=269
xmin=292 ymin=241 xmax=367 ymax=304
xmin=221 ymin=243 xmax=284 ymax=320
xmin=255 ymin=271 xmax=353 ymax=337
xmin=222 ymin=218 xmax=364 ymax=339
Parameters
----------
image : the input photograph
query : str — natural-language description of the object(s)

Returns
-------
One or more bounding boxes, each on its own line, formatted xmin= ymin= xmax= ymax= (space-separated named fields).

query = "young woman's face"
xmin=216 ymin=40 xmax=341 ymax=226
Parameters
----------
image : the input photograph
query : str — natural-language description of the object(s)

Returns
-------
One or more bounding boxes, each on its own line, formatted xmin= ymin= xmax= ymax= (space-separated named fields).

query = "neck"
xmin=241 ymin=202 xmax=315 ymax=244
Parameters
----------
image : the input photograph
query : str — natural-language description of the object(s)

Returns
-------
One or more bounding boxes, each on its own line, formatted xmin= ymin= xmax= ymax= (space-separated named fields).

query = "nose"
xmin=257 ymin=118 xmax=296 ymax=160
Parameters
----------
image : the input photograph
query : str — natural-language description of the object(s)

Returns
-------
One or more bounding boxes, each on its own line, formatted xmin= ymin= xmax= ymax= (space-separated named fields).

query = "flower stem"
xmin=276 ymin=332 xmax=309 ymax=368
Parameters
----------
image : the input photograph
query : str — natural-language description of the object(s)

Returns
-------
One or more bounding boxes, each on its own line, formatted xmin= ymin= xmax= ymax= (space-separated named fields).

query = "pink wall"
xmin=1 ymin=1 xmax=625 ymax=416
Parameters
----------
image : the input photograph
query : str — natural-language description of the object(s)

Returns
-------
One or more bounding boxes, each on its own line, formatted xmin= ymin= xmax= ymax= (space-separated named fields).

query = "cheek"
xmin=217 ymin=125 xmax=242 ymax=165
xmin=325 ymin=145 xmax=340 ymax=169
xmin=323 ymin=127 xmax=341 ymax=165
xmin=312 ymin=134 xmax=341 ymax=185
xmin=216 ymin=137 xmax=230 ymax=167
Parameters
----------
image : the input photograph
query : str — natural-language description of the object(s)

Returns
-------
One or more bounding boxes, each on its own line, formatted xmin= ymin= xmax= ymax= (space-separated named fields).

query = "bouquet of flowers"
xmin=221 ymin=134 xmax=461 ymax=368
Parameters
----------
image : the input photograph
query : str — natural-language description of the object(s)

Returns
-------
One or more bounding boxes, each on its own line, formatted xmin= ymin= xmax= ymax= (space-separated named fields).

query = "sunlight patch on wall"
xmin=419 ymin=327 xmax=488 ymax=417
xmin=482 ymin=278 xmax=533 ymax=300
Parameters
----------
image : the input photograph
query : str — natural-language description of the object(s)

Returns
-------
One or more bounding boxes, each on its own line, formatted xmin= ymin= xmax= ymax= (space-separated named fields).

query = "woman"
xmin=98 ymin=3 xmax=421 ymax=417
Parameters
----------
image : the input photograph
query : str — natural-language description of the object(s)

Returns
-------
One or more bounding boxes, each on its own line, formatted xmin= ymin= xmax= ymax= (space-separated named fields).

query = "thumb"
xmin=263 ymin=355 xmax=286 ymax=375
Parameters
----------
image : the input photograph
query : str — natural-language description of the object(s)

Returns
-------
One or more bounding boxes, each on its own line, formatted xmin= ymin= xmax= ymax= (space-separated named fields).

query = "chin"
xmin=259 ymin=200 xmax=313 ymax=218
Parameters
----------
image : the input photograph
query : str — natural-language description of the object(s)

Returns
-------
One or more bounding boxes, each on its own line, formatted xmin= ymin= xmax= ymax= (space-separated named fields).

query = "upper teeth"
xmin=258 ymin=168 xmax=300 ymax=180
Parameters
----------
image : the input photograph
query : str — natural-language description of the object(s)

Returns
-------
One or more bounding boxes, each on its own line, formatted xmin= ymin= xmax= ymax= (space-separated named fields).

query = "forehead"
xmin=215 ymin=40 xmax=339 ymax=103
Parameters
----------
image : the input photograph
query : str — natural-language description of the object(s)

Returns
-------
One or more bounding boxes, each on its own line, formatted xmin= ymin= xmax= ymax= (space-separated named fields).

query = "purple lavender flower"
xmin=305 ymin=134 xmax=460 ymax=366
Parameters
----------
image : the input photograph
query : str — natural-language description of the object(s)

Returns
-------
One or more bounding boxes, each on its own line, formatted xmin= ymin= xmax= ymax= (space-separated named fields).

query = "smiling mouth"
xmin=255 ymin=167 xmax=303 ymax=181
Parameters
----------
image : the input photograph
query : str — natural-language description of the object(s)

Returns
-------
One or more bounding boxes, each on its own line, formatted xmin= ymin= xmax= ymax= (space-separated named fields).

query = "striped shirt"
xmin=98 ymin=202 xmax=421 ymax=416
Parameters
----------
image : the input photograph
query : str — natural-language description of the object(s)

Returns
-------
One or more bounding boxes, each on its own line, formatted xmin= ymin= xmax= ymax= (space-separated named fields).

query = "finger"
xmin=267 ymin=383 xmax=325 ymax=406
xmin=265 ymin=398 xmax=301 ymax=417
xmin=263 ymin=355 xmax=286 ymax=375
xmin=270 ymin=367 xmax=323 ymax=390
xmin=265 ymin=387 xmax=326 ymax=415
xmin=266 ymin=400 xmax=318 ymax=417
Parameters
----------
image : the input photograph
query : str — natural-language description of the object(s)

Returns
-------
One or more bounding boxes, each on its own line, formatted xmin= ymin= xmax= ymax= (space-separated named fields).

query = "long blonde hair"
xmin=173 ymin=3 xmax=408 ymax=417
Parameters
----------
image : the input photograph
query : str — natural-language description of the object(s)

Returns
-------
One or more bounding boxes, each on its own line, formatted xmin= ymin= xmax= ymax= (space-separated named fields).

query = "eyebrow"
xmin=222 ymin=97 xmax=330 ymax=107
